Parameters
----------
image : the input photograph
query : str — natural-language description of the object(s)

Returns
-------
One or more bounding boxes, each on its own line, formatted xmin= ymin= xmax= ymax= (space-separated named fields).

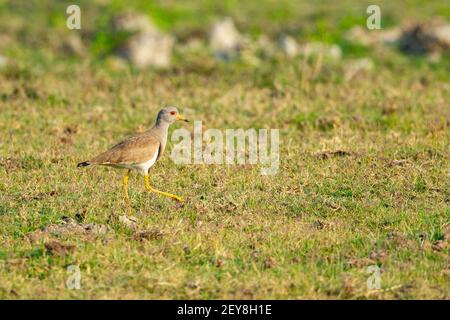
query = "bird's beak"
xmin=176 ymin=114 xmax=189 ymax=122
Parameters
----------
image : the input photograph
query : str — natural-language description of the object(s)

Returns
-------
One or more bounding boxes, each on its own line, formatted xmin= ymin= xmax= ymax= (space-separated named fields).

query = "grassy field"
xmin=0 ymin=0 xmax=449 ymax=299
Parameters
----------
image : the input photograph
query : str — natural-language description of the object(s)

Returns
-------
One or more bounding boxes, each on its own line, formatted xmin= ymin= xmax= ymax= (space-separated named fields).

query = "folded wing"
xmin=90 ymin=133 xmax=161 ymax=165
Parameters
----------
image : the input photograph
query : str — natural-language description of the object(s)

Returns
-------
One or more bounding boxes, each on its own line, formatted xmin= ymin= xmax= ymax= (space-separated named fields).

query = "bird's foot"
xmin=172 ymin=195 xmax=184 ymax=203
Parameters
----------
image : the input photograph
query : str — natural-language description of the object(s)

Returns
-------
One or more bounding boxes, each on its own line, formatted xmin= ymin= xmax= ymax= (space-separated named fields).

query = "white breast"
xmin=136 ymin=148 xmax=159 ymax=174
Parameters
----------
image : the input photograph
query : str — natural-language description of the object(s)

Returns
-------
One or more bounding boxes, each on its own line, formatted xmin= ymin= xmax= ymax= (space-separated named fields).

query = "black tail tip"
xmin=77 ymin=161 xmax=90 ymax=168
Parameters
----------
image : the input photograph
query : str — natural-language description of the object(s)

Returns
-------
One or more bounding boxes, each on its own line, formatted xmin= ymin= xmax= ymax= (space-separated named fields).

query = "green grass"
xmin=0 ymin=0 xmax=449 ymax=299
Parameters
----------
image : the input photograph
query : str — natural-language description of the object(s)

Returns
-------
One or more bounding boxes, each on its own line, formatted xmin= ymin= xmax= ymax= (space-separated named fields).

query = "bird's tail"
xmin=77 ymin=161 xmax=90 ymax=168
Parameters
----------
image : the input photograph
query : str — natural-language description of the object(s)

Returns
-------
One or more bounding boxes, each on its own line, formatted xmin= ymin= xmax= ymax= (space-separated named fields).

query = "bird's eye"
xmin=170 ymin=111 xmax=176 ymax=115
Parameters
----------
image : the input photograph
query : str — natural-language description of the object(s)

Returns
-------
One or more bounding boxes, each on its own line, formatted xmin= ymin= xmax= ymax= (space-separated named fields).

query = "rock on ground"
xmin=398 ymin=20 xmax=450 ymax=55
xmin=113 ymin=12 xmax=174 ymax=69
xmin=111 ymin=11 xmax=156 ymax=33
xmin=118 ymin=215 xmax=139 ymax=229
xmin=279 ymin=35 xmax=300 ymax=58
xmin=27 ymin=217 xmax=110 ymax=243
xmin=119 ymin=32 xmax=174 ymax=68
xmin=344 ymin=26 xmax=401 ymax=46
xmin=345 ymin=19 xmax=450 ymax=58
xmin=298 ymin=42 xmax=342 ymax=61
xmin=279 ymin=36 xmax=342 ymax=61
xmin=209 ymin=17 xmax=242 ymax=60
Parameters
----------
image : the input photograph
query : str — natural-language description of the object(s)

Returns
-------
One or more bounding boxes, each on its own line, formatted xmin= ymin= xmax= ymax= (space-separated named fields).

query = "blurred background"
xmin=0 ymin=0 xmax=449 ymax=300
xmin=0 ymin=0 xmax=449 ymax=77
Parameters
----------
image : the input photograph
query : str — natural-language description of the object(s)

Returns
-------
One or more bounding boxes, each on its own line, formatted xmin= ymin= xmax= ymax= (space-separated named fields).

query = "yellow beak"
xmin=176 ymin=114 xmax=189 ymax=122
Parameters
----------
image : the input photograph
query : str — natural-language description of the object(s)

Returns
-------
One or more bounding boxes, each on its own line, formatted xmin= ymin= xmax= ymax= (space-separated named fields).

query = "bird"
xmin=77 ymin=106 xmax=189 ymax=204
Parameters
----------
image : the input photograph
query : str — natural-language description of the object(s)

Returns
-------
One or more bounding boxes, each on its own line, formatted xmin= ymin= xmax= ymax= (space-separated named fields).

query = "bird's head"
xmin=157 ymin=106 xmax=189 ymax=124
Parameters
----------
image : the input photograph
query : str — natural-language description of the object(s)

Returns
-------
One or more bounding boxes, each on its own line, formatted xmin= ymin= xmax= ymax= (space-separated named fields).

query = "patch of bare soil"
xmin=132 ymin=229 xmax=164 ymax=241
xmin=27 ymin=216 xmax=112 ymax=243
xmin=346 ymin=249 xmax=388 ymax=268
xmin=44 ymin=240 xmax=76 ymax=257
xmin=315 ymin=150 xmax=352 ymax=160
xmin=117 ymin=215 xmax=164 ymax=242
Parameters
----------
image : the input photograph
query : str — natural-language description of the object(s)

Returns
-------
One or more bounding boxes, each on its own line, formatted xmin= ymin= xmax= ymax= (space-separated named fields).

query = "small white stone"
xmin=279 ymin=35 xmax=300 ymax=58
xmin=112 ymin=12 xmax=156 ymax=33
xmin=120 ymin=32 xmax=174 ymax=68
xmin=298 ymin=42 xmax=342 ymax=61
xmin=209 ymin=17 xmax=242 ymax=60
xmin=0 ymin=55 xmax=8 ymax=68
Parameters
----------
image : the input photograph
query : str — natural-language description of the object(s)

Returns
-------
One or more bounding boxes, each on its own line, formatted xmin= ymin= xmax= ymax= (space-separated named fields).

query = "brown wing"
xmin=90 ymin=133 xmax=161 ymax=165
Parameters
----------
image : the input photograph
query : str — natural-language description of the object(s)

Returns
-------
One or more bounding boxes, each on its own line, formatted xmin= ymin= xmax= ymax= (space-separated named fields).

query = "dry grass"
xmin=0 ymin=0 xmax=449 ymax=299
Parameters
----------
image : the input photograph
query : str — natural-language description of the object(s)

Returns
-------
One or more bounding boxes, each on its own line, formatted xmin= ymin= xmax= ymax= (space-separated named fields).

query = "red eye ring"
xmin=170 ymin=111 xmax=176 ymax=115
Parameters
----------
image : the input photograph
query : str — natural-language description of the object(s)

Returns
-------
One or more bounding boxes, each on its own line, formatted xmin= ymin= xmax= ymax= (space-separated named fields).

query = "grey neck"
xmin=154 ymin=119 xmax=170 ymax=133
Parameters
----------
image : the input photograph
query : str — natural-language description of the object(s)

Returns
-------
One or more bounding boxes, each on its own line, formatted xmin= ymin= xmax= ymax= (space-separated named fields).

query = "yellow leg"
xmin=123 ymin=170 xmax=131 ymax=203
xmin=144 ymin=175 xmax=184 ymax=202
